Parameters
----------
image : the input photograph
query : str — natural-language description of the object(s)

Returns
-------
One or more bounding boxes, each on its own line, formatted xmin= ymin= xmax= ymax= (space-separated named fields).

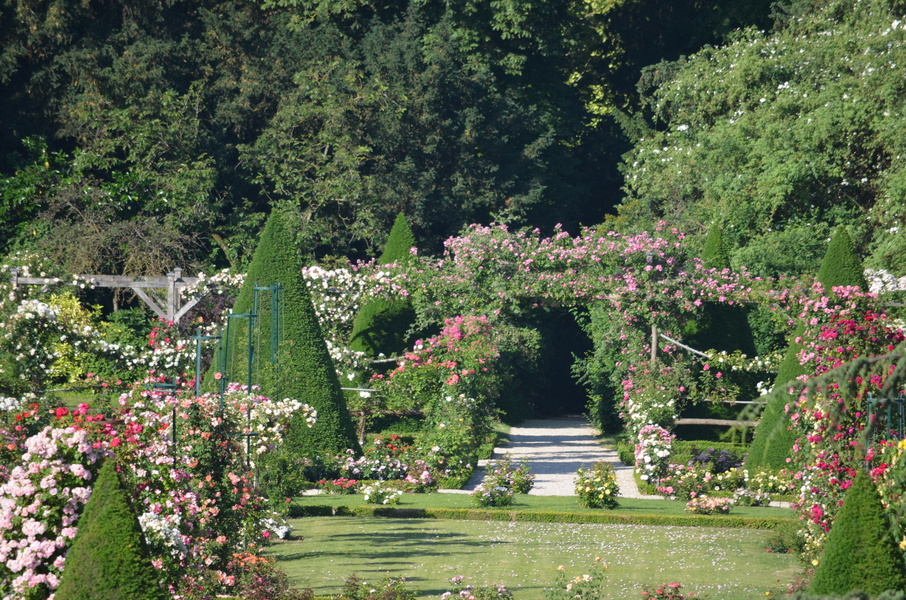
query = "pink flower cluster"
xmin=0 ymin=426 xmax=104 ymax=598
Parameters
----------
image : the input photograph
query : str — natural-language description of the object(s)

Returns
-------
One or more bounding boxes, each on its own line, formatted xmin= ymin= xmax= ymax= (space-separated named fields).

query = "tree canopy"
xmin=0 ymin=0 xmax=779 ymax=272
xmin=615 ymin=0 xmax=906 ymax=278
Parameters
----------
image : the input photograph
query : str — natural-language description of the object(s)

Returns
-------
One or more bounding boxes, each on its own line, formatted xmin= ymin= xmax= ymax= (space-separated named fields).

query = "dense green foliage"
xmin=744 ymin=373 xmax=801 ymax=473
xmin=817 ymin=227 xmax=869 ymax=291
xmin=222 ymin=210 xmax=359 ymax=456
xmin=701 ymin=223 xmax=731 ymax=271
xmin=0 ymin=0 xmax=778 ymax=272
xmin=683 ymin=224 xmax=757 ymax=360
xmin=54 ymin=458 xmax=167 ymax=600
xmin=287 ymin=501 xmax=793 ymax=529
xmin=617 ymin=0 xmax=906 ymax=278
xmin=748 ymin=225 xmax=872 ymax=473
xmin=349 ymin=213 xmax=417 ymax=357
xmin=809 ymin=470 xmax=906 ymax=596
xmin=377 ymin=214 xmax=417 ymax=266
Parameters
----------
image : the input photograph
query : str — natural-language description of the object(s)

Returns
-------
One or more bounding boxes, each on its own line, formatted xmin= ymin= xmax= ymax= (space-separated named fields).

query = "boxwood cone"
xmin=348 ymin=212 xmax=417 ymax=358
xmin=210 ymin=209 xmax=359 ymax=457
xmin=681 ymin=224 xmax=757 ymax=429
xmin=54 ymin=457 xmax=167 ymax=600
xmin=809 ymin=470 xmax=906 ymax=596
xmin=747 ymin=226 xmax=867 ymax=473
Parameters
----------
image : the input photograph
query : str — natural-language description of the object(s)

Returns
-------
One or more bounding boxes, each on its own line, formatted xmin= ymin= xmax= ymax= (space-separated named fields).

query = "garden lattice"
xmin=867 ymin=392 xmax=906 ymax=441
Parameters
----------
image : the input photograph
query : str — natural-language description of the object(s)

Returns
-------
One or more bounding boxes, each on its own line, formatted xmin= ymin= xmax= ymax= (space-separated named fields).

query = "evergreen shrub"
xmin=809 ymin=470 xmax=906 ymax=596
xmin=748 ymin=227 xmax=869 ymax=474
xmin=214 ymin=210 xmax=359 ymax=458
xmin=54 ymin=457 xmax=167 ymax=600
xmin=816 ymin=227 xmax=869 ymax=291
xmin=349 ymin=213 xmax=417 ymax=358
xmin=288 ymin=504 xmax=793 ymax=529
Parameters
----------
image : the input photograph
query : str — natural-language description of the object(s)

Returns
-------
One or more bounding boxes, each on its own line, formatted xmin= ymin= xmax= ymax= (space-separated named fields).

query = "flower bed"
xmin=686 ymin=496 xmax=733 ymax=515
xmin=361 ymin=481 xmax=403 ymax=505
xmin=575 ymin=461 xmax=620 ymax=509
xmin=471 ymin=484 xmax=515 ymax=507
xmin=319 ymin=478 xmax=360 ymax=494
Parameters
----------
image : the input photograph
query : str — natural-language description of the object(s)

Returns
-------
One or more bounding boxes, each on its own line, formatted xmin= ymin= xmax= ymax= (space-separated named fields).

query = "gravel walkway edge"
xmin=443 ymin=416 xmax=662 ymax=499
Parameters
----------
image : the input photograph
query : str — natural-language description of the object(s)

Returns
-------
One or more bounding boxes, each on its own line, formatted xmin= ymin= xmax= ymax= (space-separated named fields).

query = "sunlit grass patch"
xmin=267 ymin=517 xmax=800 ymax=600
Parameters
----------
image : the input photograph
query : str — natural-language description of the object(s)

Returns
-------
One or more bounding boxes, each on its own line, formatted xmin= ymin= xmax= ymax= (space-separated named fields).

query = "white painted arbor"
xmin=9 ymin=267 xmax=203 ymax=323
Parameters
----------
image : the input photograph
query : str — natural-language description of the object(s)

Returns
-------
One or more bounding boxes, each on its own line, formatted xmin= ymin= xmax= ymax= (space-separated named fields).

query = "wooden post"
xmin=166 ymin=269 xmax=180 ymax=322
xmin=650 ymin=323 xmax=658 ymax=365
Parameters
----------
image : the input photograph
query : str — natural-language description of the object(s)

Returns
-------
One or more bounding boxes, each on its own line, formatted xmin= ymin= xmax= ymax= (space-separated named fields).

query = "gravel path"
xmin=455 ymin=416 xmax=661 ymax=499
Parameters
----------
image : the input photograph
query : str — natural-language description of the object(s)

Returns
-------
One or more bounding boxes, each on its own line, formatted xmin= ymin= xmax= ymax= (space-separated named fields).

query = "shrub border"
xmin=288 ymin=504 xmax=792 ymax=530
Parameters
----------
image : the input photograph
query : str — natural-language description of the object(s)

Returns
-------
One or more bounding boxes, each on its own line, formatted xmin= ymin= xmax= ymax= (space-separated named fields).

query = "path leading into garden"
xmin=456 ymin=416 xmax=661 ymax=499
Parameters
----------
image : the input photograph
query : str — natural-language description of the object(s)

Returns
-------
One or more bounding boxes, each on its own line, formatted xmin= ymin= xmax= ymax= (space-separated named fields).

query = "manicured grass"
xmin=267 ymin=516 xmax=800 ymax=600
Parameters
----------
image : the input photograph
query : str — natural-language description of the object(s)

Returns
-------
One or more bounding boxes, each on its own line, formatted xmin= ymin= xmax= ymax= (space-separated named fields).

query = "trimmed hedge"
xmin=809 ymin=470 xmax=906 ymax=596
xmin=745 ymin=366 xmax=802 ymax=474
xmin=816 ymin=226 xmax=868 ymax=291
xmin=348 ymin=213 xmax=417 ymax=358
xmin=217 ymin=210 xmax=359 ymax=457
xmin=792 ymin=592 xmax=906 ymax=600
xmin=701 ymin=223 xmax=731 ymax=271
xmin=748 ymin=228 xmax=868 ymax=473
xmin=377 ymin=212 xmax=417 ymax=266
xmin=288 ymin=504 xmax=793 ymax=530
xmin=685 ymin=223 xmax=758 ymax=364
xmin=55 ymin=457 xmax=167 ymax=600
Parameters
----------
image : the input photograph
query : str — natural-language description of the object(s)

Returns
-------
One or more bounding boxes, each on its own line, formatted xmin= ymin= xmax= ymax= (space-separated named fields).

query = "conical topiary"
xmin=701 ymin=222 xmax=731 ymax=271
xmin=54 ymin=457 xmax=167 ymax=600
xmin=348 ymin=213 xmax=417 ymax=358
xmin=377 ymin=212 xmax=417 ymax=266
xmin=816 ymin=226 xmax=868 ymax=291
xmin=680 ymin=224 xmax=758 ymax=436
xmin=810 ymin=470 xmax=906 ymax=596
xmin=686 ymin=223 xmax=757 ymax=355
xmin=748 ymin=228 xmax=869 ymax=473
xmin=745 ymin=322 xmax=806 ymax=473
xmin=214 ymin=210 xmax=359 ymax=457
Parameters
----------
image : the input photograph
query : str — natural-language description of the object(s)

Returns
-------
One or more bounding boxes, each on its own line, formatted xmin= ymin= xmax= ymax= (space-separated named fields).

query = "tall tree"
xmin=616 ymin=0 xmax=906 ymax=279
xmin=242 ymin=8 xmax=590 ymax=255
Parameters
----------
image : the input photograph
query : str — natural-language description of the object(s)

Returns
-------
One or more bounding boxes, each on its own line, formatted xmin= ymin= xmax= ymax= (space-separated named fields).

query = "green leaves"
xmin=618 ymin=0 xmax=906 ymax=277
xmin=242 ymin=10 xmax=582 ymax=255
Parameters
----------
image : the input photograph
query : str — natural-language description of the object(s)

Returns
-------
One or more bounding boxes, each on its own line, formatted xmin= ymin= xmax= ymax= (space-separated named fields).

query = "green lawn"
xmin=267 ymin=516 xmax=800 ymax=600
xmin=272 ymin=493 xmax=799 ymax=599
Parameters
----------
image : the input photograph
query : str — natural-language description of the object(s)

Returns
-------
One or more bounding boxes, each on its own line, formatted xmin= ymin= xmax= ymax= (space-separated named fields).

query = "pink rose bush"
xmin=0 ymin=423 xmax=104 ymax=599
xmin=0 ymin=379 xmax=316 ymax=600
xmin=780 ymin=297 xmax=906 ymax=561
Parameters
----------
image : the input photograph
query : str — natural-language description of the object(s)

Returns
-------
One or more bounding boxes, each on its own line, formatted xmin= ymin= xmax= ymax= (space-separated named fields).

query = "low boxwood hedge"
xmin=288 ymin=503 xmax=792 ymax=530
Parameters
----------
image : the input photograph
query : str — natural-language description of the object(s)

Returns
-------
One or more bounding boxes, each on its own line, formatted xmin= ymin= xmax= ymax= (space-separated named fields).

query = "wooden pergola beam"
xmin=9 ymin=268 xmax=204 ymax=323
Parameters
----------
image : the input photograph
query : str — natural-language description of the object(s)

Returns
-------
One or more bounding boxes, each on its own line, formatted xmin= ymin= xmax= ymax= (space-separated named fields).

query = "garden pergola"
xmin=8 ymin=267 xmax=202 ymax=323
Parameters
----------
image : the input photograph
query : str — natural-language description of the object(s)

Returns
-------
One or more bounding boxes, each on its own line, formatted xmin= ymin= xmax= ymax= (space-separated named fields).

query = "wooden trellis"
xmin=9 ymin=267 xmax=202 ymax=323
